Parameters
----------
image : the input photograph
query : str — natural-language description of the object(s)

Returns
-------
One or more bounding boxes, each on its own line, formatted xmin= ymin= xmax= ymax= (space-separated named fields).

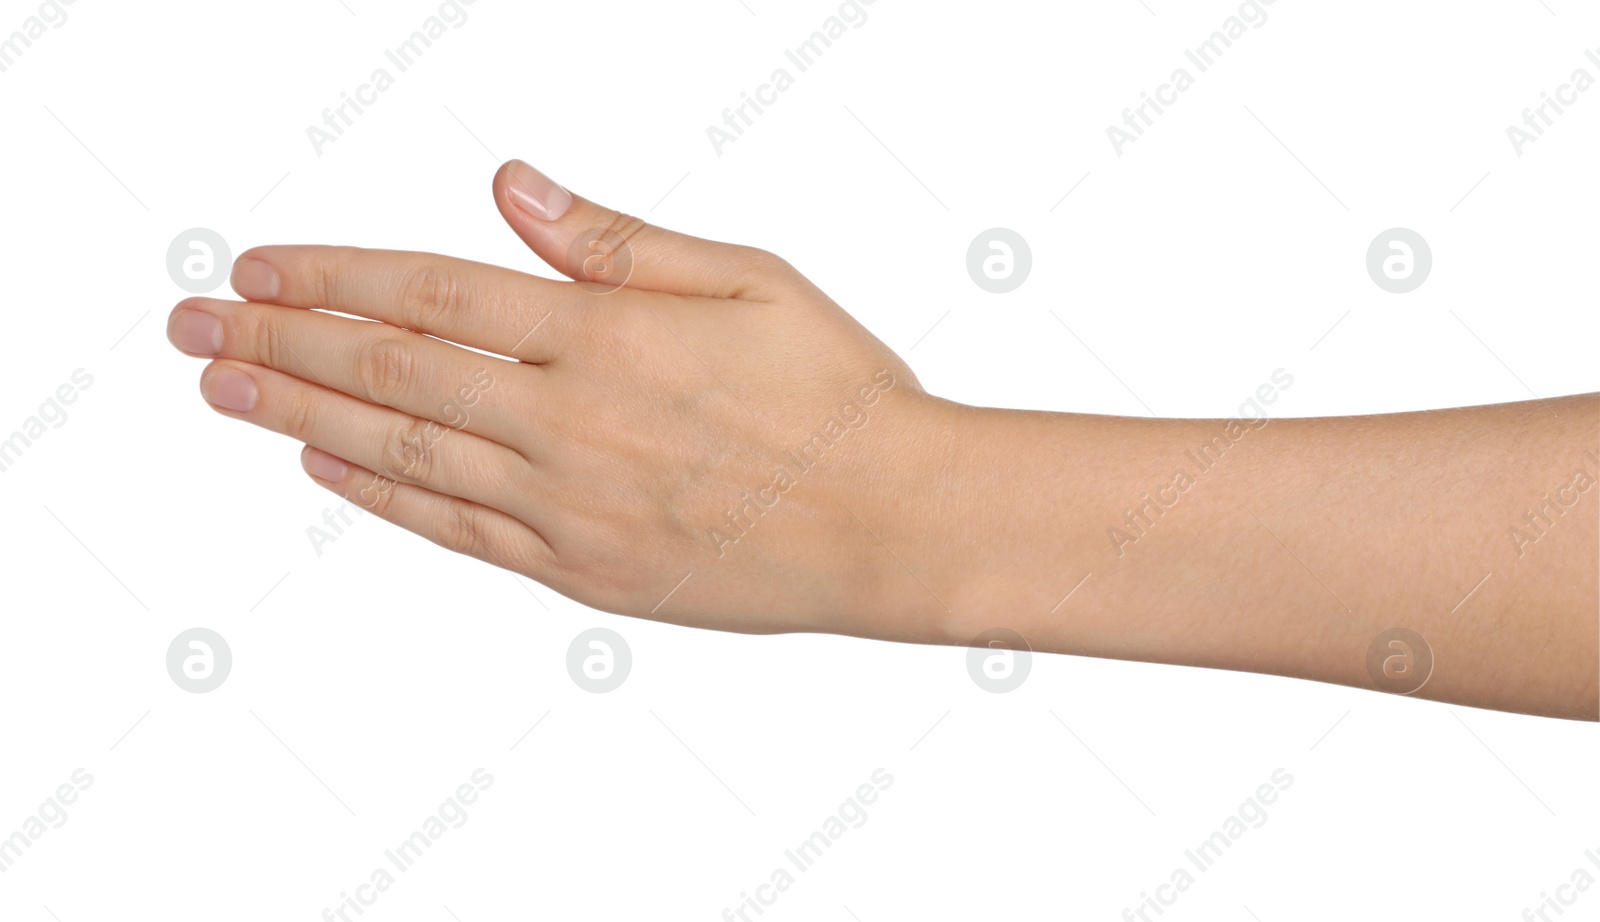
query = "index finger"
xmin=230 ymin=245 xmax=591 ymax=362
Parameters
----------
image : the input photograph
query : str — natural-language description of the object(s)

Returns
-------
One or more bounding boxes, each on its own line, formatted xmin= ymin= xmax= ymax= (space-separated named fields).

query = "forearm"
xmin=878 ymin=392 xmax=1599 ymax=719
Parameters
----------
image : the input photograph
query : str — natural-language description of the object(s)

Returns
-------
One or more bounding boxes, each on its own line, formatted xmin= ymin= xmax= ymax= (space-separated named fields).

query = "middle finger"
xmin=170 ymin=297 xmax=534 ymax=449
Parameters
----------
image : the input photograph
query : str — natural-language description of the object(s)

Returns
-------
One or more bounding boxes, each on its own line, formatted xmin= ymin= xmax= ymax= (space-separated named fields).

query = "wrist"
xmin=839 ymin=395 xmax=1072 ymax=650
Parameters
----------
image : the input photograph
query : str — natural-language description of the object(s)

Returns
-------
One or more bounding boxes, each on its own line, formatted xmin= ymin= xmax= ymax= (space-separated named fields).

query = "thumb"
xmin=492 ymin=159 xmax=796 ymax=301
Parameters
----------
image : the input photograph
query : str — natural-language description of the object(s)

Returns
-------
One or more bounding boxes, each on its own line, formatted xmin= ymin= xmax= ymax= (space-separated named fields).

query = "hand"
xmin=168 ymin=161 xmax=958 ymax=641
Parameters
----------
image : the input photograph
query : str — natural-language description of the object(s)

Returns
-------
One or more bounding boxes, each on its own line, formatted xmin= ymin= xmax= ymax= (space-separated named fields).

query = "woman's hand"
xmin=169 ymin=159 xmax=1599 ymax=718
xmin=168 ymin=161 xmax=960 ymax=642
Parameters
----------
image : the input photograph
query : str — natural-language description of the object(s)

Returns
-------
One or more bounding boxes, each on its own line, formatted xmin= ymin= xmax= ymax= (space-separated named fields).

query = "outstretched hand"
xmin=169 ymin=161 xmax=956 ymax=642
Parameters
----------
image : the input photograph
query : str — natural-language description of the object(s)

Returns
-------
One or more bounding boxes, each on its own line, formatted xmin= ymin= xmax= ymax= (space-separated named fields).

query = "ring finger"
xmin=198 ymin=359 xmax=530 ymax=514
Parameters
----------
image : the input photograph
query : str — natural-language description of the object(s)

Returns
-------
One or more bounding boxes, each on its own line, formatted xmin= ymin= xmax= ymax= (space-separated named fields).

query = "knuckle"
xmin=380 ymin=415 xmax=436 ymax=483
xmin=310 ymin=248 xmax=349 ymax=309
xmin=283 ymin=388 xmax=321 ymax=441
xmin=570 ymin=213 xmax=646 ymax=286
xmin=396 ymin=260 xmax=468 ymax=330
xmin=731 ymin=246 xmax=799 ymax=299
xmin=596 ymin=209 xmax=647 ymax=246
xmin=354 ymin=335 xmax=417 ymax=404
xmin=245 ymin=310 xmax=285 ymax=369
xmin=743 ymin=246 xmax=792 ymax=275
xmin=436 ymin=500 xmax=487 ymax=558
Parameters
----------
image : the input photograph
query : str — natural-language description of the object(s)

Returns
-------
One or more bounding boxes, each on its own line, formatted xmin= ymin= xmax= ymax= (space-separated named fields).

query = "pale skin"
xmin=167 ymin=160 xmax=1599 ymax=721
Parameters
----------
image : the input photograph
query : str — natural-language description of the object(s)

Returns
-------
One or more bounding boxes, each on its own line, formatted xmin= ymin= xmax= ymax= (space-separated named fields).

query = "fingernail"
xmin=201 ymin=366 xmax=258 ymax=412
xmin=231 ymin=257 xmax=280 ymax=301
xmin=506 ymin=160 xmax=573 ymax=221
xmin=169 ymin=309 xmax=223 ymax=356
xmin=302 ymin=446 xmax=347 ymax=483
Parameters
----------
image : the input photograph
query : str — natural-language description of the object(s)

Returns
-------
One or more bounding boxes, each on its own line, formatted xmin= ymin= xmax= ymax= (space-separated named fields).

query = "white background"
xmin=1 ymin=0 xmax=1597 ymax=920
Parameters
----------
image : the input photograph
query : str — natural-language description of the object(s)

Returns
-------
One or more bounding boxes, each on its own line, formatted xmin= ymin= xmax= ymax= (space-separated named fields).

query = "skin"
xmin=168 ymin=160 xmax=1599 ymax=721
